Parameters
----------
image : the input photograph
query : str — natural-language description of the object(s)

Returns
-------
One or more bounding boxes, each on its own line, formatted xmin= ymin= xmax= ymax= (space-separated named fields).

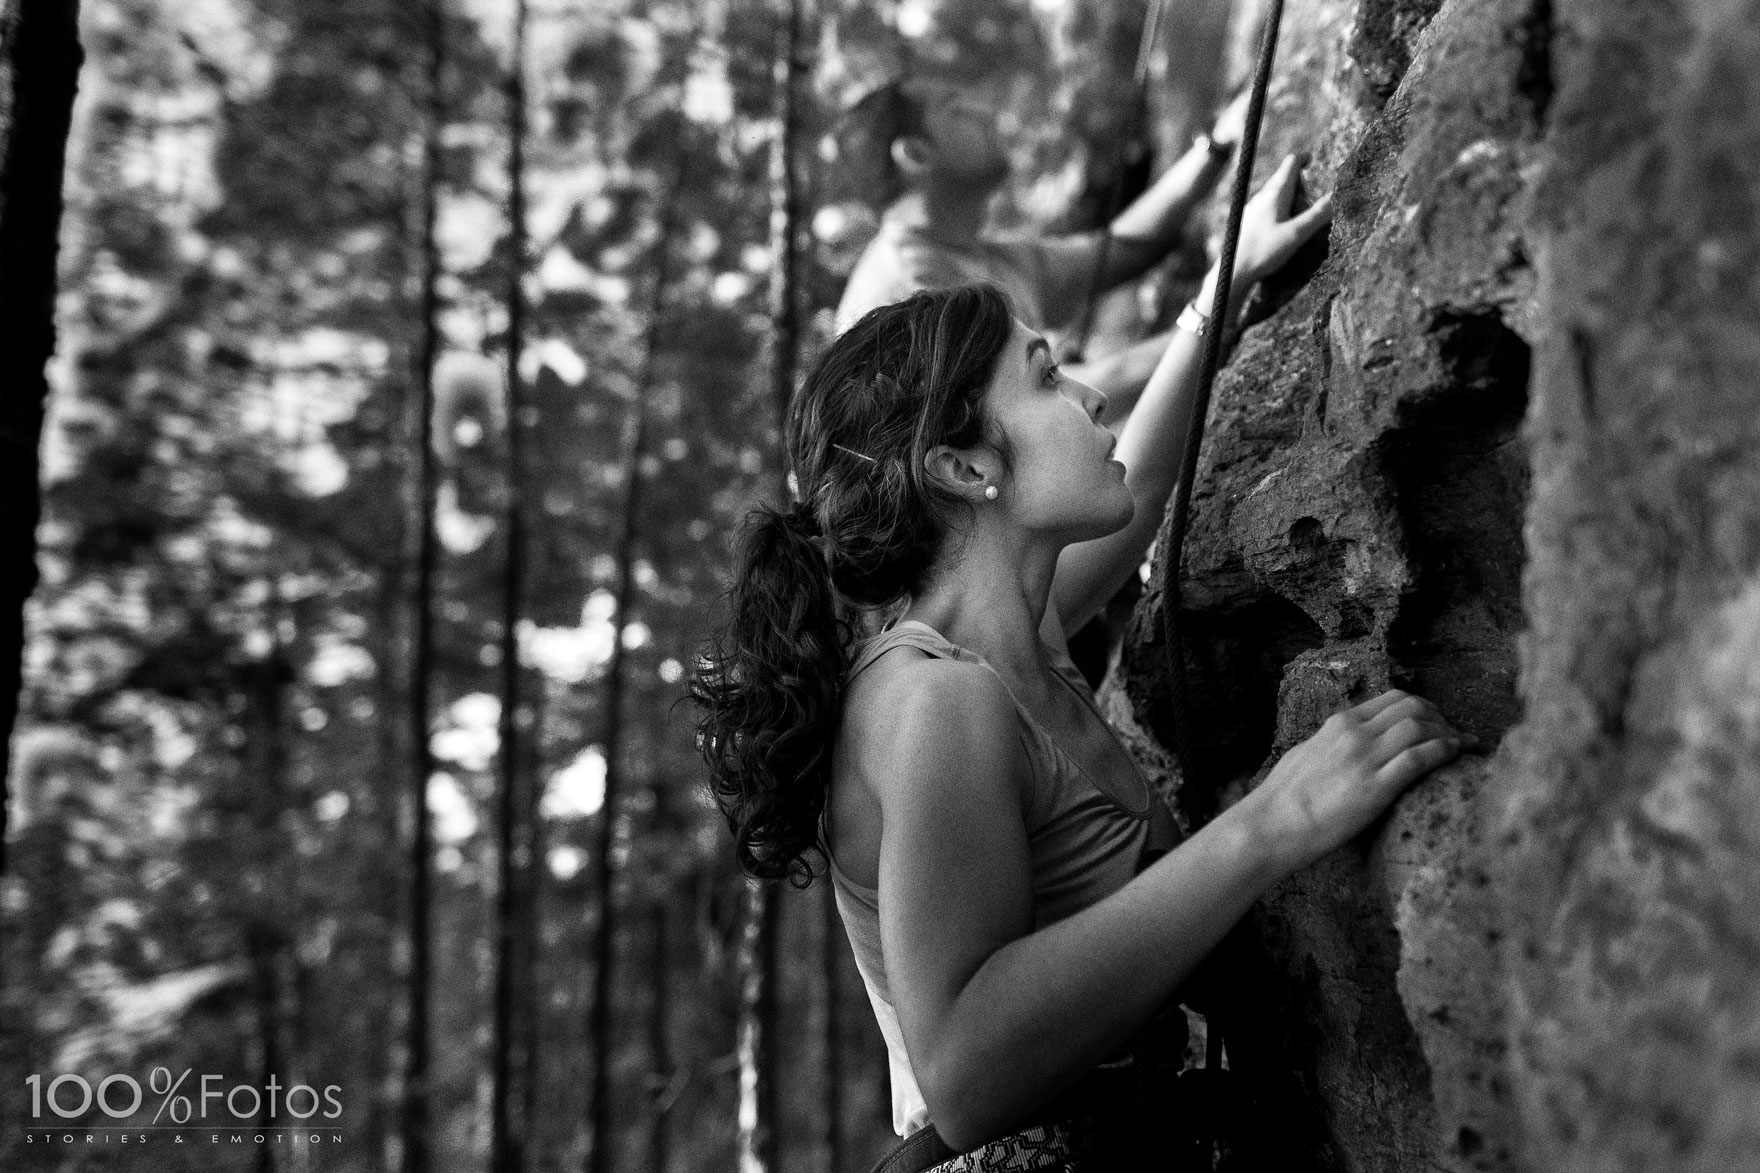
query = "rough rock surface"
xmin=1112 ymin=0 xmax=1760 ymax=1167
xmin=1504 ymin=0 xmax=1760 ymax=1168
xmin=1119 ymin=0 xmax=1546 ymax=1159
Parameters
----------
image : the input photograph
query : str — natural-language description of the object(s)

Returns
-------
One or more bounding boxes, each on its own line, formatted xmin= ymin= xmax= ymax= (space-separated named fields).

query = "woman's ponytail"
xmin=690 ymin=283 xmax=1016 ymax=886
xmin=691 ymin=501 xmax=849 ymax=884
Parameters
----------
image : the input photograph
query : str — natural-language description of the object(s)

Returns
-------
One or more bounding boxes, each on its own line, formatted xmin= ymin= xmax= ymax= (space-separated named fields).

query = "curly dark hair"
xmin=690 ymin=284 xmax=1016 ymax=884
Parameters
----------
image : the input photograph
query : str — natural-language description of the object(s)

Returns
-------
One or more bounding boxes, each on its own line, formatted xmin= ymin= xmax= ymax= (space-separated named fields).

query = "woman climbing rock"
xmin=691 ymin=156 xmax=1461 ymax=1171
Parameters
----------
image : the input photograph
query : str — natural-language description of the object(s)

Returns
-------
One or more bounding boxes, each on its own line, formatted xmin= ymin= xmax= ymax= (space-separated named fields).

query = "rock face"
xmin=1504 ymin=0 xmax=1760 ymax=1168
xmin=1115 ymin=0 xmax=1760 ymax=1168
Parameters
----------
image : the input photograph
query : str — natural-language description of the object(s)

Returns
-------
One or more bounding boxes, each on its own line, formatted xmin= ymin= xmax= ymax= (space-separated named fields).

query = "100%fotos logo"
xmin=25 ymin=1067 xmax=343 ymax=1122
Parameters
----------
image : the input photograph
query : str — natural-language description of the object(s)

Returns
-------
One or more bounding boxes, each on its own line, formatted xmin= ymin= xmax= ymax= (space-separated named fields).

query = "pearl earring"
xmin=983 ymin=485 xmax=998 ymax=501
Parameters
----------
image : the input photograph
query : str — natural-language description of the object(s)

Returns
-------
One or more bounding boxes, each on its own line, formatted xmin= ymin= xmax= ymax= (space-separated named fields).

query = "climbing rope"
xmin=1156 ymin=0 xmax=1287 ymax=1165
xmin=1161 ymin=0 xmax=1286 ymax=824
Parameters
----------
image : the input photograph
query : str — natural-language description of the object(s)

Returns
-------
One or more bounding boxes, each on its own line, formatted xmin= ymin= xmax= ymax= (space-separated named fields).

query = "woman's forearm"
xmin=1115 ymin=260 xmax=1251 ymax=503
xmin=1050 ymin=261 xmax=1245 ymax=629
xmin=916 ymin=790 xmax=1286 ymax=1149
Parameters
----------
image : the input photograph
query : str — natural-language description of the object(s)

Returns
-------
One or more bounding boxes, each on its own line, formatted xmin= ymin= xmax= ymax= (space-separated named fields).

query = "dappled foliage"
xmin=4 ymin=0 xmax=1163 ymax=1169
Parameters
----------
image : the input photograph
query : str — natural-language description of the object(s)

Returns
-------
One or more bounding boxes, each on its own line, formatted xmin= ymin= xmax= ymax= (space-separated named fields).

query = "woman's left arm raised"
xmin=1050 ymin=155 xmax=1334 ymax=634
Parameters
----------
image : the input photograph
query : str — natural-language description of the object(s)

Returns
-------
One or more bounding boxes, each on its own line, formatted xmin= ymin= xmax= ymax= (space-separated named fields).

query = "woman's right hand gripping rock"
xmin=1249 ymin=689 xmax=1465 ymax=874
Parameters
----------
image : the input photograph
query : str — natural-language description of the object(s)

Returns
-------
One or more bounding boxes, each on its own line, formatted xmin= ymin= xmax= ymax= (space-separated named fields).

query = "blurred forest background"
xmin=1 ymin=0 xmax=1227 ymax=1170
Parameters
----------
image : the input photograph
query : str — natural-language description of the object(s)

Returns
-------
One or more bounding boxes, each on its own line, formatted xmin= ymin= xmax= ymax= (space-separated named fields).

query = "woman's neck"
xmin=904 ymin=530 xmax=1060 ymax=679
xmin=886 ymin=183 xmax=991 ymax=245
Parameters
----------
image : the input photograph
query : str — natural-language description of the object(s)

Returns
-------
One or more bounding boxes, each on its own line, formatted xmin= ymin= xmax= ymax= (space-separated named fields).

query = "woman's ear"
xmin=922 ymin=445 xmax=994 ymax=500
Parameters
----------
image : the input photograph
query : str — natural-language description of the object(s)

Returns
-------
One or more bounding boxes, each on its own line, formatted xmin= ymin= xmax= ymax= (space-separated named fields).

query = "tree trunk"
xmin=401 ymin=1 xmax=446 ymax=1168
xmin=646 ymin=825 xmax=672 ymax=1173
xmin=519 ymin=680 xmax=547 ymax=1167
xmin=737 ymin=3 xmax=807 ymax=1168
xmin=821 ymin=885 xmax=843 ymax=1172
xmin=371 ymin=428 xmax=407 ymax=1173
xmin=366 ymin=44 xmax=423 ymax=1170
xmin=765 ymin=0 xmax=804 ymax=434
xmin=0 ymin=0 xmax=84 ymax=879
xmin=491 ymin=1 xmax=533 ymax=1168
xmin=371 ymin=510 xmax=404 ymax=1169
xmin=735 ymin=882 xmax=778 ymax=1173
xmin=249 ymin=644 xmax=292 ymax=1173
xmin=251 ymin=939 xmax=284 ymax=1173
xmin=587 ymin=166 xmax=679 ymax=1173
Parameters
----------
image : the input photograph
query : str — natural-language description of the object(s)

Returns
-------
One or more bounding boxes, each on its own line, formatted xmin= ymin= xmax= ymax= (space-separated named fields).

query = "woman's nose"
xmin=1086 ymin=384 xmax=1109 ymax=423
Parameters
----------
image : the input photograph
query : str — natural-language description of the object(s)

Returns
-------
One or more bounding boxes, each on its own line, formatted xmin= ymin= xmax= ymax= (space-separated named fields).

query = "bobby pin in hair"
xmin=833 ymin=443 xmax=879 ymax=466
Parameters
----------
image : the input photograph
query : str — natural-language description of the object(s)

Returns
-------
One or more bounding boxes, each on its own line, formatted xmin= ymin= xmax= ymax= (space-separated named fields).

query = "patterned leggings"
xmin=871 ymin=1116 xmax=1103 ymax=1173
xmin=921 ymin=1119 xmax=1094 ymax=1171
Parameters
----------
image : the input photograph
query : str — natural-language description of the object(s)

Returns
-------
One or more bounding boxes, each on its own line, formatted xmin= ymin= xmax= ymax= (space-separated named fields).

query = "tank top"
xmin=825 ymin=619 xmax=1181 ymax=1136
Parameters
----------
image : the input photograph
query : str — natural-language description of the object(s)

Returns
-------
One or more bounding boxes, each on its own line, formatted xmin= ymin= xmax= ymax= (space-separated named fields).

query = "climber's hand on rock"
xmin=1235 ymin=154 xmax=1334 ymax=284
xmin=1250 ymin=689 xmax=1461 ymax=875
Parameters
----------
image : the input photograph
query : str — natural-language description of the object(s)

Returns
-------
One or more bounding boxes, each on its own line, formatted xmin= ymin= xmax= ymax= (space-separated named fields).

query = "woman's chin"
xmin=1083 ymin=495 xmax=1135 ymax=540
xmin=1111 ymin=479 xmax=1137 ymax=521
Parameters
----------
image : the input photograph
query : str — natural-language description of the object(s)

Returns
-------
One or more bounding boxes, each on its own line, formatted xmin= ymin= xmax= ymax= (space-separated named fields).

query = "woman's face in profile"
xmin=981 ymin=319 xmax=1134 ymax=543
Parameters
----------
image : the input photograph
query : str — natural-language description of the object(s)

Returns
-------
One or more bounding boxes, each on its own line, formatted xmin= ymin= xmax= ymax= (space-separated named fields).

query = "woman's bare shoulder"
xmin=845 ymin=646 xmax=1012 ymax=734
xmin=831 ymin=647 xmax=1032 ymax=891
xmin=841 ymin=647 xmax=1023 ymax=803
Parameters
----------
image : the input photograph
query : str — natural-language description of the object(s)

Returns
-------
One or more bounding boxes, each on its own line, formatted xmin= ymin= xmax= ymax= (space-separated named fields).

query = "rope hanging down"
xmin=1157 ymin=6 xmax=1286 ymax=1157
xmin=1160 ymin=0 xmax=1286 ymax=803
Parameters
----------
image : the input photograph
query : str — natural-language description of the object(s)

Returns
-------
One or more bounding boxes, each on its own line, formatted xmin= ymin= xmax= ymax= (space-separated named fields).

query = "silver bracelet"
xmin=1195 ymin=131 xmax=1235 ymax=161
xmin=1175 ymin=301 xmax=1211 ymax=336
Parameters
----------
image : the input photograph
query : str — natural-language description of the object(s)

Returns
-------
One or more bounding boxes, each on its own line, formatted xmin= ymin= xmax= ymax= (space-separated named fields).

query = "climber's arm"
xmin=1052 ymin=156 xmax=1334 ymax=632
xmin=1098 ymin=137 xmax=1232 ymax=283
xmin=1033 ymin=152 xmax=1225 ymax=327
xmin=1036 ymin=93 xmax=1252 ymax=325
xmin=1049 ymin=277 xmax=1212 ymax=634
xmin=873 ymin=651 xmax=1459 ymax=1152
